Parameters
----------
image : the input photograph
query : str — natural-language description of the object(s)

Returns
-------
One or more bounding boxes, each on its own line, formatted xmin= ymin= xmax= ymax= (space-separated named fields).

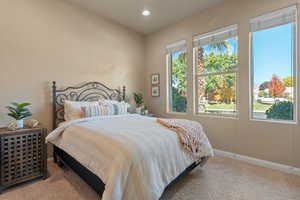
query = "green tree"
xmin=171 ymin=52 xmax=187 ymax=112
xmin=283 ymin=76 xmax=293 ymax=87
xmin=171 ymin=52 xmax=187 ymax=95
xmin=171 ymin=42 xmax=235 ymax=112
xmin=196 ymin=41 xmax=232 ymax=111
xmin=172 ymin=87 xmax=187 ymax=112
xmin=258 ymin=91 xmax=268 ymax=97
xmin=266 ymin=101 xmax=293 ymax=120
xmin=203 ymin=53 xmax=238 ymax=103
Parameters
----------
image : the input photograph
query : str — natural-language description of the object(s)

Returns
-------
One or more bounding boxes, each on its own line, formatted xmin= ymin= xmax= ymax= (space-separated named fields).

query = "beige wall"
xmin=0 ymin=0 xmax=145 ymax=131
xmin=1 ymin=0 xmax=299 ymax=168
xmin=145 ymin=0 xmax=300 ymax=168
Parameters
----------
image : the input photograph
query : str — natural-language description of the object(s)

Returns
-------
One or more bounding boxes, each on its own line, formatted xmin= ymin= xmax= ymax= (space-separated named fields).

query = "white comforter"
xmin=46 ymin=114 xmax=213 ymax=200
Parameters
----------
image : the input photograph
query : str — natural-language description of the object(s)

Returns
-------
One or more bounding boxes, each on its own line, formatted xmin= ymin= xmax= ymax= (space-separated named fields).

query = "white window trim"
xmin=165 ymin=40 xmax=187 ymax=54
xmin=249 ymin=7 xmax=298 ymax=124
xmin=193 ymin=25 xmax=239 ymax=118
xmin=250 ymin=5 xmax=297 ymax=32
xmin=193 ymin=24 xmax=238 ymax=47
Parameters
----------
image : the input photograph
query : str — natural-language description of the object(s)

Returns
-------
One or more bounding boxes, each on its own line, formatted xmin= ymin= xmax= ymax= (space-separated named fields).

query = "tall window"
xmin=166 ymin=40 xmax=187 ymax=113
xmin=250 ymin=6 xmax=297 ymax=122
xmin=193 ymin=25 xmax=239 ymax=116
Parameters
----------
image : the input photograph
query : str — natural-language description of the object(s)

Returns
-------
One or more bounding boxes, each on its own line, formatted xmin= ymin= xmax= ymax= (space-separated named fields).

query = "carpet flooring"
xmin=1 ymin=156 xmax=300 ymax=200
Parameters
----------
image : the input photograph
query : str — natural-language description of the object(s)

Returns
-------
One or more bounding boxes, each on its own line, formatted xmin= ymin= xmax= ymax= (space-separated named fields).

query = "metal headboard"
xmin=52 ymin=81 xmax=126 ymax=129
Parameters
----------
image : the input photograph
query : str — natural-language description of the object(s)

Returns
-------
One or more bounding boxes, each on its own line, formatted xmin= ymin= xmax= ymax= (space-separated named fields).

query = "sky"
xmin=253 ymin=23 xmax=294 ymax=87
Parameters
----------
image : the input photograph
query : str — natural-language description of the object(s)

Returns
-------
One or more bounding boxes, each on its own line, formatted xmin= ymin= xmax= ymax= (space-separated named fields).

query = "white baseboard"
xmin=214 ymin=149 xmax=300 ymax=176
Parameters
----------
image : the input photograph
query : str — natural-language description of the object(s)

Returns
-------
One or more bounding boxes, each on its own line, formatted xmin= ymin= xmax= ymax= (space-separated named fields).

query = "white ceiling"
xmin=65 ymin=0 xmax=224 ymax=34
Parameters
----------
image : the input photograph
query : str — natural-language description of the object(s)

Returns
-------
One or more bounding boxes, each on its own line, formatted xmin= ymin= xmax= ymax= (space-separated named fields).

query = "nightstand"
xmin=0 ymin=127 xmax=47 ymax=193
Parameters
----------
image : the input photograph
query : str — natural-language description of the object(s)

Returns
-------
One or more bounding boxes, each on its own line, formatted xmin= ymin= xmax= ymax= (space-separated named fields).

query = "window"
xmin=166 ymin=40 xmax=187 ymax=113
xmin=250 ymin=5 xmax=297 ymax=122
xmin=193 ymin=25 xmax=239 ymax=116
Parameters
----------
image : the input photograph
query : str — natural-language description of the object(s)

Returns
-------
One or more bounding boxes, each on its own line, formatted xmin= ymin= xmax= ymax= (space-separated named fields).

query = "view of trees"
xmin=283 ymin=76 xmax=293 ymax=87
xmin=171 ymin=40 xmax=238 ymax=113
xmin=256 ymin=74 xmax=294 ymax=120
xmin=269 ymin=75 xmax=286 ymax=98
xmin=201 ymin=53 xmax=237 ymax=104
xmin=170 ymin=40 xmax=293 ymax=120
xmin=171 ymin=52 xmax=187 ymax=112
xmin=258 ymin=75 xmax=293 ymax=98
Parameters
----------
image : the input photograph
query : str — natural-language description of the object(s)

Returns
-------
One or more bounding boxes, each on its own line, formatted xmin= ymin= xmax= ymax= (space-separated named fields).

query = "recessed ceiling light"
xmin=142 ymin=10 xmax=151 ymax=16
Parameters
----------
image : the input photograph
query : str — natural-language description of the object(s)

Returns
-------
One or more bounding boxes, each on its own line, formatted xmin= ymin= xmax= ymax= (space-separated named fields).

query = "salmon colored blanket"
xmin=157 ymin=118 xmax=213 ymax=162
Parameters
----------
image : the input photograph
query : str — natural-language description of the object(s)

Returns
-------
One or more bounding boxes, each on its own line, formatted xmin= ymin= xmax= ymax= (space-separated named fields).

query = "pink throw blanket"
xmin=157 ymin=118 xmax=211 ymax=162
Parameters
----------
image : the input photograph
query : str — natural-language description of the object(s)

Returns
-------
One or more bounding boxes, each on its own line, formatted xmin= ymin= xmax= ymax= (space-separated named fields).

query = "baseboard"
xmin=214 ymin=149 xmax=300 ymax=176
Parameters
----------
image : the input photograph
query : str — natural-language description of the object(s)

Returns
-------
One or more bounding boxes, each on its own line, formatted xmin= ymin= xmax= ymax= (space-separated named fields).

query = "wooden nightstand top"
xmin=0 ymin=127 xmax=45 ymax=136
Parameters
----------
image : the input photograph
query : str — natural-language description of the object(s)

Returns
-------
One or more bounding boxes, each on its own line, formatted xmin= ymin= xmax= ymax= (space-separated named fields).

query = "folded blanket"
xmin=157 ymin=118 xmax=213 ymax=162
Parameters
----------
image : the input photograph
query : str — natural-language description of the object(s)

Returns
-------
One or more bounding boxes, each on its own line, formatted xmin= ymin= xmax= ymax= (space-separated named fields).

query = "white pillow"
xmin=81 ymin=104 xmax=112 ymax=118
xmin=115 ymin=101 xmax=130 ymax=115
xmin=98 ymin=100 xmax=116 ymax=115
xmin=64 ymin=100 xmax=99 ymax=121
xmin=99 ymin=100 xmax=130 ymax=115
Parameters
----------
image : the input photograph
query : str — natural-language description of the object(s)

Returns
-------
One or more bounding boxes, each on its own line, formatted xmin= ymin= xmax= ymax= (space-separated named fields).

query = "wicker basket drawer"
xmin=0 ymin=128 xmax=47 ymax=192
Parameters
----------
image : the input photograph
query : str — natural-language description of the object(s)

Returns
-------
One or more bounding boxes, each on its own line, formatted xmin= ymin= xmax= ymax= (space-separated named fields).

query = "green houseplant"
xmin=6 ymin=102 xmax=32 ymax=128
xmin=133 ymin=93 xmax=143 ymax=114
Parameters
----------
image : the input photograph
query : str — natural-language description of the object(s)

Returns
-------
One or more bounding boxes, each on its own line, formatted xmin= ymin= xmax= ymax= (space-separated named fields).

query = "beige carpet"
xmin=1 ymin=156 xmax=300 ymax=200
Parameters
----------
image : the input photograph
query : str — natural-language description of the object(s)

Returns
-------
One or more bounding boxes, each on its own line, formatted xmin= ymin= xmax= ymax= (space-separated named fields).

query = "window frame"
xmin=193 ymin=26 xmax=240 ymax=118
xmin=249 ymin=7 xmax=298 ymax=124
xmin=166 ymin=43 xmax=188 ymax=115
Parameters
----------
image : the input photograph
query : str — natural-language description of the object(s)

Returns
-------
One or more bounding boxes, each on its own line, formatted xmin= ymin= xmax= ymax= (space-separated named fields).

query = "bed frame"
xmin=51 ymin=81 xmax=208 ymax=196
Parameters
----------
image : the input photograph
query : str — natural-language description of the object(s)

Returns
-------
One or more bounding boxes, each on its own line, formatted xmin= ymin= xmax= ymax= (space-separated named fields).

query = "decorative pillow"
xmin=98 ymin=100 xmax=115 ymax=115
xmin=99 ymin=100 xmax=130 ymax=115
xmin=80 ymin=104 xmax=113 ymax=118
xmin=113 ymin=101 xmax=130 ymax=115
xmin=64 ymin=100 xmax=99 ymax=121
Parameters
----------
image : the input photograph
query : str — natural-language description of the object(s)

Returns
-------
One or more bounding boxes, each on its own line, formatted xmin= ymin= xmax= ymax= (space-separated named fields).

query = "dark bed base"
xmin=53 ymin=145 xmax=208 ymax=197
xmin=54 ymin=146 xmax=105 ymax=195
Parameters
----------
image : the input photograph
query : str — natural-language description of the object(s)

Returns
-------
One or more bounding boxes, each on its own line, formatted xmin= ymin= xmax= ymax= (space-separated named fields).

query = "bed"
xmin=47 ymin=81 xmax=213 ymax=200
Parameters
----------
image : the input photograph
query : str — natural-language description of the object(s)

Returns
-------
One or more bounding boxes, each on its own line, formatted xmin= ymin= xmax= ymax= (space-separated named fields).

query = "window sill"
xmin=166 ymin=111 xmax=187 ymax=115
xmin=194 ymin=113 xmax=239 ymax=120
xmin=250 ymin=118 xmax=297 ymax=125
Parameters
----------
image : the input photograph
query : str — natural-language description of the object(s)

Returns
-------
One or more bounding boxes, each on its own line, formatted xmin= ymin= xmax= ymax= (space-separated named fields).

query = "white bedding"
xmin=46 ymin=114 xmax=213 ymax=200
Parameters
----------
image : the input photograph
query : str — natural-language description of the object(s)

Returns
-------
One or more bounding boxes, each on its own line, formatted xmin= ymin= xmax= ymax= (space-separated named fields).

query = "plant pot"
xmin=16 ymin=119 xmax=24 ymax=129
xmin=136 ymin=107 xmax=142 ymax=114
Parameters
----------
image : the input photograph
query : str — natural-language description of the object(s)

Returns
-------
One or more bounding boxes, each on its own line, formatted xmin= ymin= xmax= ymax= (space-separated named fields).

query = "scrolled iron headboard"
xmin=52 ymin=81 xmax=126 ymax=129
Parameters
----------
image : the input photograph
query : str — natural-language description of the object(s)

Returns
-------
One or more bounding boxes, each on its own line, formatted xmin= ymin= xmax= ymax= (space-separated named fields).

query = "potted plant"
xmin=6 ymin=102 xmax=32 ymax=129
xmin=133 ymin=93 xmax=143 ymax=114
xmin=143 ymin=105 xmax=149 ymax=115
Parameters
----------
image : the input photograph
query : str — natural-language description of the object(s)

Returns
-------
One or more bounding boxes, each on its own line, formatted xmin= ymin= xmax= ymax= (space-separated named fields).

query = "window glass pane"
xmin=196 ymin=38 xmax=238 ymax=75
xmin=170 ymin=51 xmax=187 ymax=112
xmin=195 ymin=36 xmax=238 ymax=116
xmin=197 ymin=73 xmax=237 ymax=115
xmin=252 ymin=23 xmax=295 ymax=121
